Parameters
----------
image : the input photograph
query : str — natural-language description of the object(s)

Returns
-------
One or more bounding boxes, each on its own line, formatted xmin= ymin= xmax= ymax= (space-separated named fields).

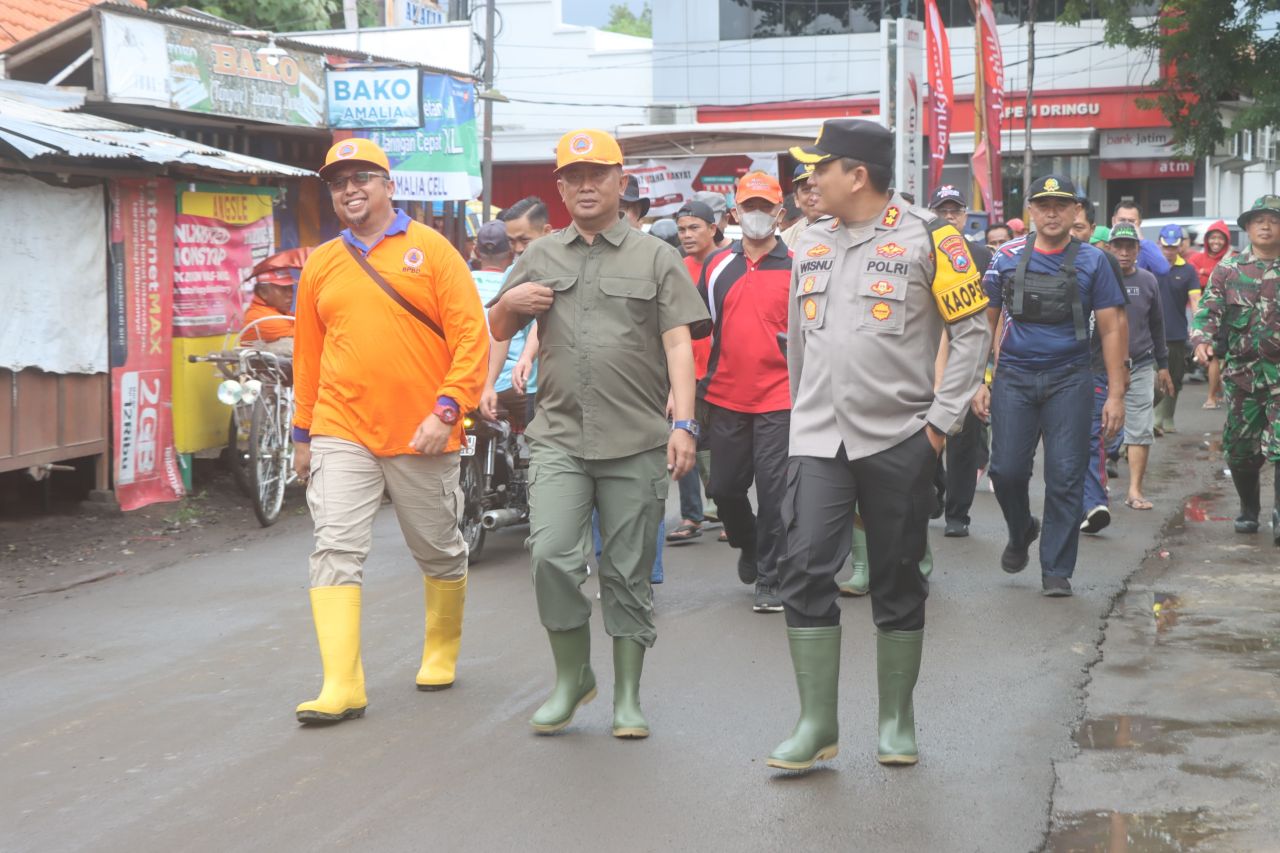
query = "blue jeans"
xmin=594 ymin=510 xmax=665 ymax=583
xmin=676 ymin=468 xmax=704 ymax=524
xmin=989 ymin=362 xmax=1093 ymax=579
xmin=1083 ymin=373 xmax=1111 ymax=512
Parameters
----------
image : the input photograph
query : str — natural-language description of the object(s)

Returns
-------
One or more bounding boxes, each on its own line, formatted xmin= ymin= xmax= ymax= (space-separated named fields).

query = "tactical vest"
xmin=1004 ymin=235 xmax=1088 ymax=341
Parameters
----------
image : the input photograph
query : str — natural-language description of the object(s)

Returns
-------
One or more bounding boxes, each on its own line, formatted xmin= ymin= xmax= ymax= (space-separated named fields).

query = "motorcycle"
xmin=458 ymin=410 xmax=530 ymax=563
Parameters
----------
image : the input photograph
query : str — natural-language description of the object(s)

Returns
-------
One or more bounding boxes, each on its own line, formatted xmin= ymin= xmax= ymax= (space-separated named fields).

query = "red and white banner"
xmin=173 ymin=213 xmax=272 ymax=337
xmin=109 ymin=178 xmax=184 ymax=511
xmin=924 ymin=0 xmax=952 ymax=194
xmin=972 ymin=0 xmax=1005 ymax=219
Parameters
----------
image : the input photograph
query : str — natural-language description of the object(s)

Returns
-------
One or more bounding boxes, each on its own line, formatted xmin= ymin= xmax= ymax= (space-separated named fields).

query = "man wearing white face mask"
xmin=696 ymin=171 xmax=793 ymax=612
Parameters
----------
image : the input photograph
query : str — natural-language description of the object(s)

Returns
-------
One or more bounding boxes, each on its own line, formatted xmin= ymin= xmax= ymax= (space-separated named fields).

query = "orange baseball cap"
xmin=555 ymin=129 xmax=623 ymax=172
xmin=319 ymin=137 xmax=392 ymax=181
xmin=735 ymin=171 xmax=783 ymax=205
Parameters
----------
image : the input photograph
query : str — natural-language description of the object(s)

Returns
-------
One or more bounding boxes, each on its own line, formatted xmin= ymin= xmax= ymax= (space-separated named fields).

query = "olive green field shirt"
xmin=495 ymin=218 xmax=711 ymax=460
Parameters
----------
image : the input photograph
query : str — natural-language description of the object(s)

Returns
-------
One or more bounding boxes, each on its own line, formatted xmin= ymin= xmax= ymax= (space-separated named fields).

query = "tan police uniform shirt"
xmin=496 ymin=217 xmax=711 ymax=460
xmin=787 ymin=192 xmax=992 ymax=460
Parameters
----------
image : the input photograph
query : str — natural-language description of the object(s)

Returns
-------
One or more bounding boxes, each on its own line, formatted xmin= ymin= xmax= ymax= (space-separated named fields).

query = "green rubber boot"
xmin=767 ymin=626 xmax=841 ymax=771
xmin=530 ymin=624 xmax=597 ymax=734
xmin=838 ymin=524 xmax=869 ymax=597
xmin=919 ymin=542 xmax=933 ymax=580
xmin=876 ymin=628 xmax=923 ymax=766
xmin=612 ymin=638 xmax=649 ymax=739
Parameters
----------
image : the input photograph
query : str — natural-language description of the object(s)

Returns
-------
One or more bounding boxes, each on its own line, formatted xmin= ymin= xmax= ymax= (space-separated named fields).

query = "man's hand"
xmin=970 ymin=384 xmax=991 ymax=422
xmin=500 ymin=283 xmax=555 ymax=316
xmin=667 ymin=428 xmax=696 ymax=479
xmin=1194 ymin=342 xmax=1214 ymax=365
xmin=925 ymin=424 xmax=946 ymax=456
xmin=1157 ymin=368 xmax=1176 ymax=399
xmin=411 ymin=413 xmax=454 ymax=455
xmin=1101 ymin=394 xmax=1126 ymax=440
xmin=512 ymin=357 xmax=533 ymax=394
xmin=293 ymin=441 xmax=312 ymax=481
xmin=479 ymin=385 xmax=499 ymax=421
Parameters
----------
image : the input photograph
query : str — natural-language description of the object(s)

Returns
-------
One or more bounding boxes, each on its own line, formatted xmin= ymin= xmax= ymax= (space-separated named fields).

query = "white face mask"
xmin=739 ymin=210 xmax=777 ymax=240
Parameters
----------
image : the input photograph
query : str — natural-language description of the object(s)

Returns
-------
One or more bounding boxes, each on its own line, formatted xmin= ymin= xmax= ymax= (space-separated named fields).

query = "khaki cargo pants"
xmin=307 ymin=435 xmax=467 ymax=587
xmin=527 ymin=440 xmax=667 ymax=647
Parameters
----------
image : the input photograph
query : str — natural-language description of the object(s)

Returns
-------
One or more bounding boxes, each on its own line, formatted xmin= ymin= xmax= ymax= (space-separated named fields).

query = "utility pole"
xmin=1023 ymin=0 xmax=1035 ymax=216
xmin=480 ymin=0 xmax=496 ymax=223
xmin=343 ymin=0 xmax=358 ymax=30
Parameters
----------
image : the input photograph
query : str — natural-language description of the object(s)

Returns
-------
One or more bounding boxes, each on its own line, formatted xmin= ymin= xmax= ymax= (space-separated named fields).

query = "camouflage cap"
xmin=1238 ymin=194 xmax=1280 ymax=229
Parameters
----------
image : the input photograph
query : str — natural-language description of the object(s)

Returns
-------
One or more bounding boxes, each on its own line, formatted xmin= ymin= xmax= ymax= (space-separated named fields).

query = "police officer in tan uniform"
xmin=767 ymin=120 xmax=991 ymax=772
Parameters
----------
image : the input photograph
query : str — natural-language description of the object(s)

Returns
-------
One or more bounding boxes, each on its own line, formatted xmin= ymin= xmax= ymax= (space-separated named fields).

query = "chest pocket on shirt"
xmin=857 ymin=274 xmax=908 ymax=336
xmin=797 ymin=271 xmax=829 ymax=331
xmin=597 ymin=276 xmax=658 ymax=351
xmin=537 ymin=276 xmax=578 ymax=348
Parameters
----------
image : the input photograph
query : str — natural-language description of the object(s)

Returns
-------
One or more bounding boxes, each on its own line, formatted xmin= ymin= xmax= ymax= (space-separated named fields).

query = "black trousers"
xmin=777 ymin=429 xmax=935 ymax=631
xmin=706 ymin=405 xmax=790 ymax=588
xmin=943 ymin=410 xmax=987 ymax=525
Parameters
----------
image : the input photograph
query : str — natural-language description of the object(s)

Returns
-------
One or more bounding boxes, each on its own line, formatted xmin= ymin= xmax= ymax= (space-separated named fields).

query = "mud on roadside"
xmin=1046 ymin=455 xmax=1280 ymax=851
xmin=0 ymin=466 xmax=311 ymax=605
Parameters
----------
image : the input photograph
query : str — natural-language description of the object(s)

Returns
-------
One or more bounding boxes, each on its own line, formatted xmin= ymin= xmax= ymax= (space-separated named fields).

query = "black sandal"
xmin=666 ymin=520 xmax=702 ymax=543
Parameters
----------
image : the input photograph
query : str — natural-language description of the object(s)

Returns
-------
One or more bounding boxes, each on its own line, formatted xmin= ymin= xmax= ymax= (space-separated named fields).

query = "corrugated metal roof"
xmin=0 ymin=86 xmax=315 ymax=177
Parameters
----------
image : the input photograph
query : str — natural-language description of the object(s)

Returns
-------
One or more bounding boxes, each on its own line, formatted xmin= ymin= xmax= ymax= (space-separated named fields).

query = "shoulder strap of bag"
xmin=1061 ymin=238 xmax=1088 ymax=342
xmin=1010 ymin=233 xmax=1035 ymax=315
xmin=343 ymin=239 xmax=445 ymax=341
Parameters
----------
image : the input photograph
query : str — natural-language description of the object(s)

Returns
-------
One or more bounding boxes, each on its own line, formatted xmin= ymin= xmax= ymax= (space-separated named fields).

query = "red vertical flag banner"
xmin=109 ymin=178 xmax=184 ymax=511
xmin=925 ymin=0 xmax=953 ymax=194
xmin=971 ymin=0 xmax=1005 ymax=219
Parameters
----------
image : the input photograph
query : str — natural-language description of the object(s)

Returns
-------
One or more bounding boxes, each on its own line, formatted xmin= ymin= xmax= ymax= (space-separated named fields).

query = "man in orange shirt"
xmin=290 ymin=138 xmax=489 ymax=724
xmin=239 ymin=270 xmax=296 ymax=356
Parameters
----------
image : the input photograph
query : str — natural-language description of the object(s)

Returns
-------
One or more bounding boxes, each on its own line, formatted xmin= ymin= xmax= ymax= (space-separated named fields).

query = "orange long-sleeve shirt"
xmin=292 ymin=216 xmax=489 ymax=456
xmin=240 ymin=295 xmax=294 ymax=343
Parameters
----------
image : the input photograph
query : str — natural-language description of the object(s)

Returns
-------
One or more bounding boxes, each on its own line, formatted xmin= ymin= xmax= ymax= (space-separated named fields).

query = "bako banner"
xmin=109 ymin=178 xmax=184 ymax=511
xmin=327 ymin=67 xmax=423 ymax=129
xmin=357 ymin=73 xmax=481 ymax=201
xmin=172 ymin=187 xmax=275 ymax=337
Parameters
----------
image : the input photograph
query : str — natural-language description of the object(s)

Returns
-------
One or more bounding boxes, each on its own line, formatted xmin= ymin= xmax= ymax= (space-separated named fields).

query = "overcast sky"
xmin=560 ymin=0 xmax=648 ymax=29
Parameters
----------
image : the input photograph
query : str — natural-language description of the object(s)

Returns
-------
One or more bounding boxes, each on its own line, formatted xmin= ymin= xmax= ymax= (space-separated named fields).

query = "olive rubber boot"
xmin=415 ymin=575 xmax=466 ymax=691
xmin=838 ymin=523 xmax=870 ymax=597
xmin=1232 ymin=466 xmax=1261 ymax=533
xmin=876 ymin=628 xmax=923 ymax=765
xmin=530 ymin=624 xmax=597 ymax=734
xmin=296 ymin=586 xmax=368 ymax=724
xmin=611 ymin=638 xmax=649 ymax=739
xmin=767 ymin=626 xmax=841 ymax=771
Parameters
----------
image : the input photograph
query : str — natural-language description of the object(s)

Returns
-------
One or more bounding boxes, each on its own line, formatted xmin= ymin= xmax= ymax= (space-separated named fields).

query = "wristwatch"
xmin=672 ymin=419 xmax=700 ymax=440
xmin=433 ymin=401 xmax=460 ymax=425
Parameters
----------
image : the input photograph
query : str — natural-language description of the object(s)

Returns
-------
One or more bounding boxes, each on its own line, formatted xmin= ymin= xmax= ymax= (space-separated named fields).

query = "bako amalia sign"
xmin=327 ymin=68 xmax=423 ymax=130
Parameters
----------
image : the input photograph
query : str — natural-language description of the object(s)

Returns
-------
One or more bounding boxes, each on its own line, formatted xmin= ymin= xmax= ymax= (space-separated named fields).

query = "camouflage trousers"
xmin=1222 ymin=378 xmax=1280 ymax=470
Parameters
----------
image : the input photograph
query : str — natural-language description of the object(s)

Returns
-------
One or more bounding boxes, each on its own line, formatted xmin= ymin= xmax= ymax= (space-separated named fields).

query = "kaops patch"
xmin=876 ymin=242 xmax=907 ymax=258
xmin=938 ymin=234 xmax=972 ymax=273
xmin=807 ymin=244 xmax=831 ymax=258
xmin=929 ymin=223 xmax=987 ymax=323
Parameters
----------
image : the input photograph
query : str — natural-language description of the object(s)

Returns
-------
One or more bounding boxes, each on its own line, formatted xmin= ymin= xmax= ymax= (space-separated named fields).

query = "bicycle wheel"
xmin=459 ymin=454 xmax=486 ymax=563
xmin=249 ymin=394 xmax=287 ymax=527
xmin=227 ymin=412 xmax=253 ymax=497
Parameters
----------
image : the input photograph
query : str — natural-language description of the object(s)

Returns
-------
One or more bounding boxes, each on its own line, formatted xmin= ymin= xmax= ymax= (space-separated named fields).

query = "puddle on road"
xmin=1074 ymin=715 xmax=1279 ymax=754
xmin=1047 ymin=809 xmax=1225 ymax=852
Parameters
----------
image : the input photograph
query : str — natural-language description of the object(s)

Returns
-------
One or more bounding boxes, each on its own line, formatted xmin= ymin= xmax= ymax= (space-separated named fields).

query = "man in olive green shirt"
xmin=489 ymin=129 xmax=710 ymax=740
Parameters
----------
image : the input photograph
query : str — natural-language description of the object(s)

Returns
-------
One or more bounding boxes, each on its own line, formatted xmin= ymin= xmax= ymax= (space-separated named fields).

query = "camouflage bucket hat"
xmin=1238 ymin=194 xmax=1280 ymax=230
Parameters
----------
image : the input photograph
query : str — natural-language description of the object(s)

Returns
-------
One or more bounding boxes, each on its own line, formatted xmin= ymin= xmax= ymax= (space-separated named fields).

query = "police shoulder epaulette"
xmin=910 ymin=206 xmax=936 ymax=223
xmin=928 ymin=221 xmax=989 ymax=323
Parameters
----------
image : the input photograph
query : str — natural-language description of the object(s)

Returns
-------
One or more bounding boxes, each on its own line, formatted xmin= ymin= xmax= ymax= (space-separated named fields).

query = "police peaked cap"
xmin=791 ymin=119 xmax=893 ymax=168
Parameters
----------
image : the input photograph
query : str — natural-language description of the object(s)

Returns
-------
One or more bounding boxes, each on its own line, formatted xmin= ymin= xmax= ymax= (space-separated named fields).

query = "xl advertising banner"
xmin=101 ymin=11 xmax=326 ymax=128
xmin=172 ymin=187 xmax=275 ymax=337
xmin=327 ymin=67 xmax=423 ymax=129
xmin=109 ymin=179 xmax=184 ymax=511
xmin=357 ymin=73 xmax=481 ymax=201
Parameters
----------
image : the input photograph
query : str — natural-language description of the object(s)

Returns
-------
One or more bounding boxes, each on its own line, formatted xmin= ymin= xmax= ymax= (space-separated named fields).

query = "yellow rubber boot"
xmin=416 ymin=575 xmax=466 ymax=691
xmin=296 ymin=586 xmax=368 ymax=724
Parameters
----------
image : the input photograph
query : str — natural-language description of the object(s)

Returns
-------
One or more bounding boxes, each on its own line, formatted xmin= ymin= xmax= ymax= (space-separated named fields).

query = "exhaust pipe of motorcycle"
xmin=482 ymin=508 xmax=527 ymax=530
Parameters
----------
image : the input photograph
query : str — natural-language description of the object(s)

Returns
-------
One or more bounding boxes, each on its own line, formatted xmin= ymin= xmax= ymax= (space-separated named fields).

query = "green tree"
xmin=602 ymin=2 xmax=652 ymax=38
xmin=151 ymin=0 xmax=383 ymax=32
xmin=1061 ymin=0 xmax=1278 ymax=159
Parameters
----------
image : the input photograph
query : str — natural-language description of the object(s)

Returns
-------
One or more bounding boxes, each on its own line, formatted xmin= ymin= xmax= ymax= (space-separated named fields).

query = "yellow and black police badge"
xmin=928 ymin=222 xmax=988 ymax=322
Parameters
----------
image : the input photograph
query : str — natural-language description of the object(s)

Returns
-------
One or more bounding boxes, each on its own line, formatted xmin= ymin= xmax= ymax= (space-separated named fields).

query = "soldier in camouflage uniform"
xmin=1190 ymin=194 xmax=1280 ymax=545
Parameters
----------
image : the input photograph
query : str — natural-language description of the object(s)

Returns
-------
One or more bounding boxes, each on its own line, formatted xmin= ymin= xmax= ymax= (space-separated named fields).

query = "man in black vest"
xmin=970 ymin=175 xmax=1129 ymax=597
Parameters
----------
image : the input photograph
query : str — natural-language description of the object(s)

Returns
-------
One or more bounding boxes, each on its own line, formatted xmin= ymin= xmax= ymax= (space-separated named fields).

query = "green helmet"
xmin=1238 ymin=194 xmax=1280 ymax=229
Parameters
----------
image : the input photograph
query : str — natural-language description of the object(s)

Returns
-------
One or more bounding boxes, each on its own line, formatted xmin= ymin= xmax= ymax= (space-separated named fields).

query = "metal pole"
xmin=343 ymin=0 xmax=358 ymax=30
xmin=481 ymin=0 xmax=496 ymax=223
xmin=1023 ymin=0 xmax=1035 ymax=216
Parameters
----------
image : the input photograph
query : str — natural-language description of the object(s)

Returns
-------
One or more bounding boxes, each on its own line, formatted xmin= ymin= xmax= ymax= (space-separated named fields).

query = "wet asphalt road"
xmin=1 ymin=409 xmax=1225 ymax=853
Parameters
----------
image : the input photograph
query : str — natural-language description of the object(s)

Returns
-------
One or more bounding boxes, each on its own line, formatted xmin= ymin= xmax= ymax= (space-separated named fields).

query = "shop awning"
xmin=0 ymin=83 xmax=315 ymax=178
xmin=616 ymin=118 xmax=867 ymax=159
xmin=949 ymin=127 xmax=1097 ymax=156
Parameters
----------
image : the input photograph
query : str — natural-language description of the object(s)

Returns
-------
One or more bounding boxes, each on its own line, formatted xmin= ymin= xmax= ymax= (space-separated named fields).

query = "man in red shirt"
xmin=698 ymin=172 xmax=793 ymax=612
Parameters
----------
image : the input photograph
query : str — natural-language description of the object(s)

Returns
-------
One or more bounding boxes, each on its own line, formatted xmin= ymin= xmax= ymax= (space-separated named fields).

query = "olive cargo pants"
xmin=527 ymin=441 xmax=667 ymax=647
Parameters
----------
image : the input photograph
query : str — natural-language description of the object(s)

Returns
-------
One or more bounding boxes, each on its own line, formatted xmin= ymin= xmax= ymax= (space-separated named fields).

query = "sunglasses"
xmin=326 ymin=171 xmax=389 ymax=192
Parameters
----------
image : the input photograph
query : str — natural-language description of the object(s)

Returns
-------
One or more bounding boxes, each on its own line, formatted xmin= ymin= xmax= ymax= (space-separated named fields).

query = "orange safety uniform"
xmin=292 ymin=212 xmax=489 ymax=456
xmin=240 ymin=295 xmax=295 ymax=343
